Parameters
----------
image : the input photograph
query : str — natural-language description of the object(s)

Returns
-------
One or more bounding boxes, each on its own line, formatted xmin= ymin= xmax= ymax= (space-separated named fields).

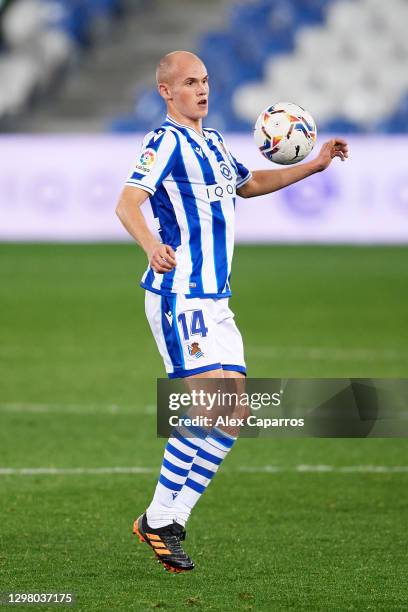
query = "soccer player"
xmin=116 ymin=50 xmax=348 ymax=573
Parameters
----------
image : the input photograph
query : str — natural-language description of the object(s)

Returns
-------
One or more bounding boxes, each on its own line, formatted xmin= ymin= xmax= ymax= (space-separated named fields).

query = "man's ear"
xmin=158 ymin=83 xmax=172 ymax=101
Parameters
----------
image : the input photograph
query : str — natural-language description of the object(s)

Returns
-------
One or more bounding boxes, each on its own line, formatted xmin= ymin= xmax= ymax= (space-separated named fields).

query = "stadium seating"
xmin=111 ymin=0 xmax=408 ymax=134
xmin=232 ymin=0 xmax=408 ymax=133
xmin=0 ymin=0 xmax=122 ymax=126
xmin=1 ymin=0 xmax=408 ymax=133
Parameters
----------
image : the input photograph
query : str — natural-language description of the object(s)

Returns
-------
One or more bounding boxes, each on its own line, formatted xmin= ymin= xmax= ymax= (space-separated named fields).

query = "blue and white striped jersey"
xmin=126 ymin=115 xmax=252 ymax=298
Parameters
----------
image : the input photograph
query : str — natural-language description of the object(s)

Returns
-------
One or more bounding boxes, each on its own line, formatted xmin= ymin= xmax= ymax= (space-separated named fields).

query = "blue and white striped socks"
xmin=172 ymin=427 xmax=236 ymax=527
xmin=146 ymin=420 xmax=206 ymax=528
xmin=146 ymin=425 xmax=236 ymax=528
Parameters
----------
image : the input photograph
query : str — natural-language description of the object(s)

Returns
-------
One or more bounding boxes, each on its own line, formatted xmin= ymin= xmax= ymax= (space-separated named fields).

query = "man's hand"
xmin=238 ymin=137 xmax=349 ymax=198
xmin=148 ymin=243 xmax=177 ymax=274
xmin=312 ymin=138 xmax=349 ymax=172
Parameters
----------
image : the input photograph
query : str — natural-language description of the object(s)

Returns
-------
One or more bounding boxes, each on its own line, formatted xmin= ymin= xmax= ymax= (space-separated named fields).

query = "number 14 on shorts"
xmin=177 ymin=310 xmax=208 ymax=341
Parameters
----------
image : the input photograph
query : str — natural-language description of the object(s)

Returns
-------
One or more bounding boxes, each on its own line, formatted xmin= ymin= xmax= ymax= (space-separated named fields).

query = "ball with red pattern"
xmin=254 ymin=101 xmax=317 ymax=165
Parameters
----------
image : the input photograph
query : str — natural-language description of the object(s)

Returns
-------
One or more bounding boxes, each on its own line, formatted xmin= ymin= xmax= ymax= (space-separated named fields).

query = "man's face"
xmin=162 ymin=57 xmax=209 ymax=121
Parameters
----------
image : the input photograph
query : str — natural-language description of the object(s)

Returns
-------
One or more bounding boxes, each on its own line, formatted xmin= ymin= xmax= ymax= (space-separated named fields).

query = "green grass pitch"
xmin=0 ymin=243 xmax=407 ymax=611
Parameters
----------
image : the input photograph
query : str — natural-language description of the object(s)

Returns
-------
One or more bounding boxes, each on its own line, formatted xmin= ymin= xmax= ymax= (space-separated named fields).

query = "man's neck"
xmin=167 ymin=110 xmax=203 ymax=135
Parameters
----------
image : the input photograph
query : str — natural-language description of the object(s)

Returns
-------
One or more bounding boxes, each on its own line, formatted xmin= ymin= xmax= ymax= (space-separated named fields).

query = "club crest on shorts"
xmin=188 ymin=342 xmax=204 ymax=359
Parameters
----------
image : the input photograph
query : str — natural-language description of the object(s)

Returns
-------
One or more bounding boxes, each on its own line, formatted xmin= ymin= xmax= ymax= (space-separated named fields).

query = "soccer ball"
xmin=254 ymin=101 xmax=317 ymax=165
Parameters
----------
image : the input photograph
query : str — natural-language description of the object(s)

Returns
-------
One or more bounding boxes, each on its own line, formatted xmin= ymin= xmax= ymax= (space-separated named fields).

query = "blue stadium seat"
xmin=229 ymin=25 xmax=291 ymax=74
xmin=42 ymin=0 xmax=92 ymax=47
xmin=395 ymin=92 xmax=408 ymax=116
xmin=133 ymin=87 xmax=164 ymax=123
xmin=374 ymin=92 xmax=408 ymax=133
xmin=108 ymin=0 xmax=408 ymax=134
xmin=200 ymin=30 xmax=265 ymax=102
xmin=320 ymin=117 xmax=361 ymax=134
xmin=199 ymin=32 xmax=235 ymax=70
xmin=295 ymin=0 xmax=334 ymax=25
xmin=228 ymin=1 xmax=272 ymax=31
xmin=87 ymin=0 xmax=122 ymax=18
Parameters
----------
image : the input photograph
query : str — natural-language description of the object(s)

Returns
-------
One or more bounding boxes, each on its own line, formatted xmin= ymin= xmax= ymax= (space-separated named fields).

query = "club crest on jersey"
xmin=220 ymin=162 xmax=232 ymax=180
xmin=134 ymin=148 xmax=156 ymax=173
xmin=188 ymin=342 xmax=204 ymax=359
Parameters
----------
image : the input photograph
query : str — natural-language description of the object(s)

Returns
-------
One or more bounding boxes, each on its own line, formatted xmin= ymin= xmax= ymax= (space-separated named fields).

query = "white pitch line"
xmin=239 ymin=465 xmax=408 ymax=473
xmin=0 ymin=467 xmax=156 ymax=476
xmin=0 ymin=465 xmax=408 ymax=477
xmin=0 ymin=403 xmax=156 ymax=415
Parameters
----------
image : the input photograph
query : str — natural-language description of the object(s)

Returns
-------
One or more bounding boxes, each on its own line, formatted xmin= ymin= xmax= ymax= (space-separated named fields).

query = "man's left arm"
xmin=237 ymin=138 xmax=349 ymax=198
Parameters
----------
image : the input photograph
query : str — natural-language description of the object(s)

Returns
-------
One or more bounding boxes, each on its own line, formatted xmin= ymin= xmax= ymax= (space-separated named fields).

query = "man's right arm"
xmin=116 ymin=185 xmax=176 ymax=274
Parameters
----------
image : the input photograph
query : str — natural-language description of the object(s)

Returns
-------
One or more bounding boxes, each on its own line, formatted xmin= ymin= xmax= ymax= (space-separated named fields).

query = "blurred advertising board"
xmin=0 ymin=134 xmax=407 ymax=243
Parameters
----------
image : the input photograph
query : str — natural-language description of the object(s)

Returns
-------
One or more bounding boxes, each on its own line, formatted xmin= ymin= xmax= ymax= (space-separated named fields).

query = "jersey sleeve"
xmin=231 ymin=154 xmax=252 ymax=189
xmin=125 ymin=128 xmax=178 ymax=196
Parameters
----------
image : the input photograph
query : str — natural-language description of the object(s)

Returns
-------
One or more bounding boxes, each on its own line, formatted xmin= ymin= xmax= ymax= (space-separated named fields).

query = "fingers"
xmin=332 ymin=138 xmax=349 ymax=159
xmin=164 ymin=244 xmax=177 ymax=266
xmin=150 ymin=244 xmax=177 ymax=274
xmin=151 ymin=260 xmax=173 ymax=274
xmin=333 ymin=149 xmax=346 ymax=161
xmin=151 ymin=254 xmax=174 ymax=273
xmin=323 ymin=138 xmax=349 ymax=162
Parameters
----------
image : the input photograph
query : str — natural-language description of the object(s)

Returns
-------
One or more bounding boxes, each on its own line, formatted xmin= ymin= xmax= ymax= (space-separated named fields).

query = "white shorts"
xmin=145 ymin=291 xmax=246 ymax=378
